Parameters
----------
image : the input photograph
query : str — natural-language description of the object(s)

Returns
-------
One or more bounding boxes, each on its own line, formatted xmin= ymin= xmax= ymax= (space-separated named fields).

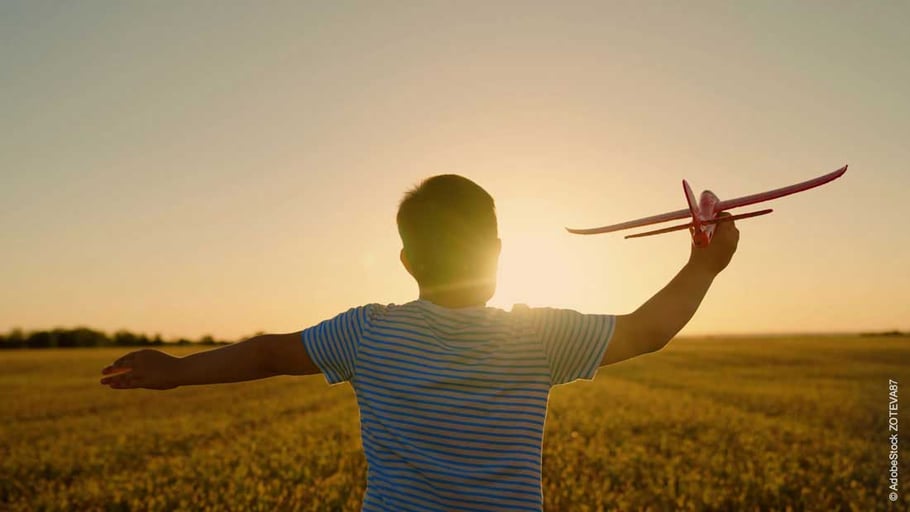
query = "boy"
xmin=101 ymin=174 xmax=738 ymax=511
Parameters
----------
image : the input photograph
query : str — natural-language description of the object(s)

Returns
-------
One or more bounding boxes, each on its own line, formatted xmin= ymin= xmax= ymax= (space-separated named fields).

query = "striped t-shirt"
xmin=301 ymin=299 xmax=615 ymax=512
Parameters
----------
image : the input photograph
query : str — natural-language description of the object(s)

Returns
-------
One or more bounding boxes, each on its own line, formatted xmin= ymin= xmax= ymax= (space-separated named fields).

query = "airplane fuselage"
xmin=683 ymin=179 xmax=721 ymax=247
xmin=694 ymin=190 xmax=720 ymax=247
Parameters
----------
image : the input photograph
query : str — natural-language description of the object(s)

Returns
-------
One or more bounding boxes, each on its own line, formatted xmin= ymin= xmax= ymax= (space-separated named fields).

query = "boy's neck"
xmin=418 ymin=290 xmax=488 ymax=309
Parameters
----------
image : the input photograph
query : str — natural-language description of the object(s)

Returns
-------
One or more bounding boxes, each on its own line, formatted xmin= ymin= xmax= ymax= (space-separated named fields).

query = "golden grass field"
xmin=1 ymin=336 xmax=907 ymax=511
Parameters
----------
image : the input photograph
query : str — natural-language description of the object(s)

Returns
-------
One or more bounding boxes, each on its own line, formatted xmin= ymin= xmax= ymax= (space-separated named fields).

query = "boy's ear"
xmin=400 ymin=248 xmax=416 ymax=278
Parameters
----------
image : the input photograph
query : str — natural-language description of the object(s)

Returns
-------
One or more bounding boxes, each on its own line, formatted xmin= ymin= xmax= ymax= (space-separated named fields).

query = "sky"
xmin=2 ymin=1 xmax=908 ymax=341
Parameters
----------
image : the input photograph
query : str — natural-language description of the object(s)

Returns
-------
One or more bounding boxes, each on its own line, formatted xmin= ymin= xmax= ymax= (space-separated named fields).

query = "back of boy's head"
xmin=397 ymin=175 xmax=499 ymax=290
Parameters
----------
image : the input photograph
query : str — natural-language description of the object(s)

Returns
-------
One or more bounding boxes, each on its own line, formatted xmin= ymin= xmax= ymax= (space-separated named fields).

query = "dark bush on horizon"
xmin=0 ymin=327 xmax=233 ymax=349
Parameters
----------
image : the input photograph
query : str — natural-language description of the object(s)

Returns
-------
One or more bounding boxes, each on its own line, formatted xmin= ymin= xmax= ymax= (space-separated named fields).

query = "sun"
xmin=489 ymin=223 xmax=582 ymax=310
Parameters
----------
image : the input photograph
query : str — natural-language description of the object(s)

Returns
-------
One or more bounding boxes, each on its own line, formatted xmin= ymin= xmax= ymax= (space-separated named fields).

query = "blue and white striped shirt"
xmin=301 ymin=299 xmax=615 ymax=511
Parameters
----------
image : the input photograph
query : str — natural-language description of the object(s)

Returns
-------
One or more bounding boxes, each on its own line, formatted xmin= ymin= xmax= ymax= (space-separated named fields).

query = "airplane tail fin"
xmin=682 ymin=179 xmax=700 ymax=222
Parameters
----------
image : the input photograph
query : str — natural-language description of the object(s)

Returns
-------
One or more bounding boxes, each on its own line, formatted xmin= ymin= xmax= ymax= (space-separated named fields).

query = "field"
xmin=1 ymin=336 xmax=907 ymax=511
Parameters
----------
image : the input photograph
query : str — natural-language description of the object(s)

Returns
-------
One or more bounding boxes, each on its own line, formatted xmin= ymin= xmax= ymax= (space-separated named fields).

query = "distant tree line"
xmin=860 ymin=330 xmax=907 ymax=337
xmin=0 ymin=327 xmax=250 ymax=349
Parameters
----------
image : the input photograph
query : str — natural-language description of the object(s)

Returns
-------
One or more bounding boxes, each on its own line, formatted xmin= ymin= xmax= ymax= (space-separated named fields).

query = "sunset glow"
xmin=2 ymin=1 xmax=908 ymax=340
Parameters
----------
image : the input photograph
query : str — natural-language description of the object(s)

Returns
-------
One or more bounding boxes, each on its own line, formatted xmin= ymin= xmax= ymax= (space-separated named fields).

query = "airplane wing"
xmin=565 ymin=164 xmax=847 ymax=235
xmin=716 ymin=165 xmax=847 ymax=211
xmin=565 ymin=207 xmax=692 ymax=235
xmin=624 ymin=208 xmax=773 ymax=239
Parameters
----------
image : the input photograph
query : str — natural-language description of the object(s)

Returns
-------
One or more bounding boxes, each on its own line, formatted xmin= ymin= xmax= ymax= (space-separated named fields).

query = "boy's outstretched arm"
xmin=602 ymin=213 xmax=740 ymax=366
xmin=99 ymin=332 xmax=320 ymax=390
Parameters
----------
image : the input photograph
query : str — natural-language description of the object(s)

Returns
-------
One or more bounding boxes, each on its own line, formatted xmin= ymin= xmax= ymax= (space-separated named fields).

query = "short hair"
xmin=397 ymin=175 xmax=498 ymax=288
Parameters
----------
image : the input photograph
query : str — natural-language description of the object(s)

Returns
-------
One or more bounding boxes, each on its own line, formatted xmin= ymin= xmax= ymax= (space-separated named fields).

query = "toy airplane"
xmin=566 ymin=164 xmax=848 ymax=247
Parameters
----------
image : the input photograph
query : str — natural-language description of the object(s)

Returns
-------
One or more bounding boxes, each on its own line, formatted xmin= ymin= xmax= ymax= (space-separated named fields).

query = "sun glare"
xmin=490 ymin=225 xmax=582 ymax=310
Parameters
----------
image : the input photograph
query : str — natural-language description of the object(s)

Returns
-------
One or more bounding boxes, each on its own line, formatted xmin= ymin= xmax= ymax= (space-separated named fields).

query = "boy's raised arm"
xmin=602 ymin=213 xmax=739 ymax=366
xmin=99 ymin=332 xmax=320 ymax=390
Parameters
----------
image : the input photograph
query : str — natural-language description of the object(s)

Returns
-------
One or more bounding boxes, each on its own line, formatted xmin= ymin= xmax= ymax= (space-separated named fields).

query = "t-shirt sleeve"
xmin=300 ymin=304 xmax=375 ymax=385
xmin=522 ymin=306 xmax=616 ymax=386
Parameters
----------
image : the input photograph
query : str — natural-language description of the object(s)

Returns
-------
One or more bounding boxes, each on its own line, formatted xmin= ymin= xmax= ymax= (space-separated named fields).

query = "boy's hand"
xmin=100 ymin=349 xmax=181 ymax=390
xmin=688 ymin=212 xmax=739 ymax=275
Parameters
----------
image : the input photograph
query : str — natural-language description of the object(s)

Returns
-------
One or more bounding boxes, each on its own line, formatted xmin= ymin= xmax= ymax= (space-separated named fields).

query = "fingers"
xmin=101 ymin=365 xmax=132 ymax=376
xmin=716 ymin=214 xmax=740 ymax=251
xmin=100 ymin=352 xmax=138 ymax=388
xmin=714 ymin=212 xmax=739 ymax=237
xmin=102 ymin=353 xmax=135 ymax=374
xmin=714 ymin=211 xmax=736 ymax=228
xmin=100 ymin=371 xmax=143 ymax=389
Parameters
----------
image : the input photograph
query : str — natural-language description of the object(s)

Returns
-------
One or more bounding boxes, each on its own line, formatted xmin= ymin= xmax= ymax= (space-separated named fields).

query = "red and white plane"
xmin=566 ymin=165 xmax=848 ymax=247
